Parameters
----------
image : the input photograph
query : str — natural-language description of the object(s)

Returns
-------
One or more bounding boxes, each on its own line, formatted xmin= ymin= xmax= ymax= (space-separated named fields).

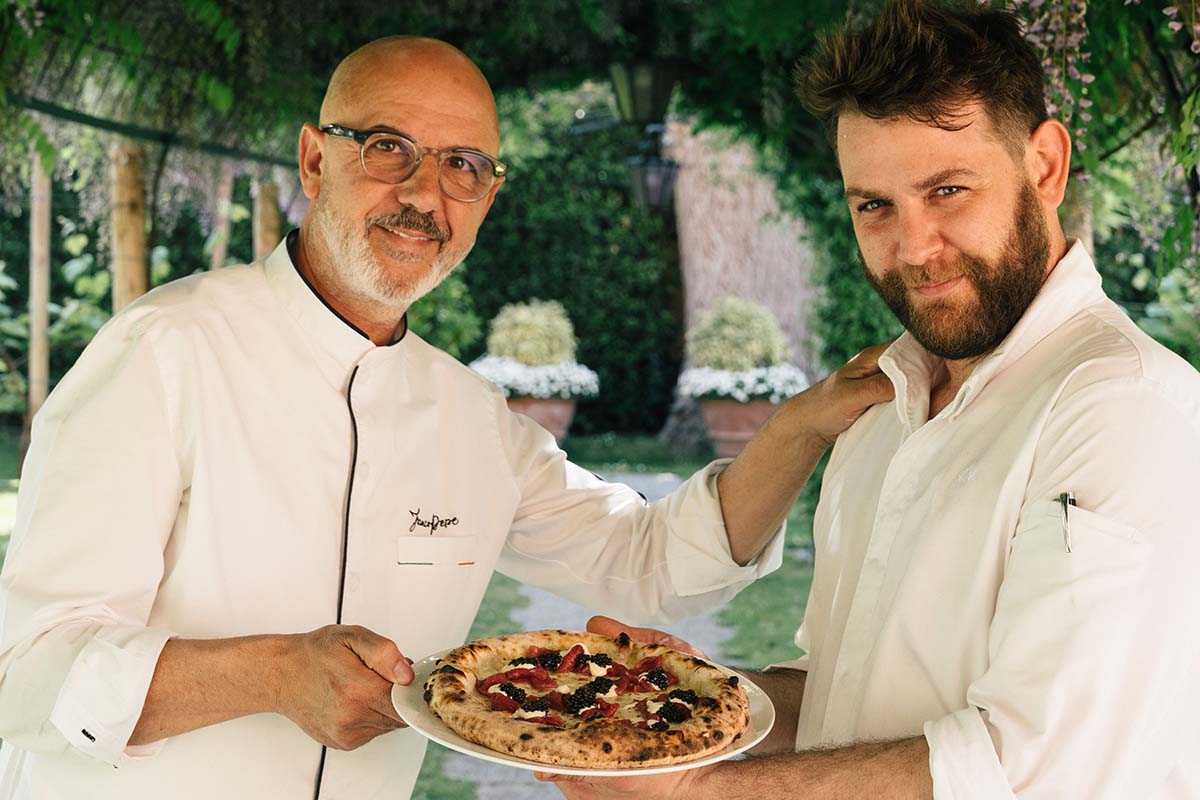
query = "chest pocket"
xmin=392 ymin=535 xmax=482 ymax=657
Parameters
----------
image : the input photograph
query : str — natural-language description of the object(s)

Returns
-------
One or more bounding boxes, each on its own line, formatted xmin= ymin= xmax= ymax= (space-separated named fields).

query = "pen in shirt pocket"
xmin=1058 ymin=491 xmax=1076 ymax=554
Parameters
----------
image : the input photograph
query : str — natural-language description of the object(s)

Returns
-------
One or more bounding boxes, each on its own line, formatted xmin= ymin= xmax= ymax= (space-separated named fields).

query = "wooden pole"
xmin=110 ymin=139 xmax=148 ymax=311
xmin=21 ymin=145 xmax=52 ymax=469
xmin=210 ymin=159 xmax=235 ymax=270
xmin=252 ymin=175 xmax=280 ymax=261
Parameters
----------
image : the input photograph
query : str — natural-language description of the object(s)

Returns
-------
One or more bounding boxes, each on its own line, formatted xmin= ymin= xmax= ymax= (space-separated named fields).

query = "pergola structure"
xmin=3 ymin=16 xmax=300 ymax=437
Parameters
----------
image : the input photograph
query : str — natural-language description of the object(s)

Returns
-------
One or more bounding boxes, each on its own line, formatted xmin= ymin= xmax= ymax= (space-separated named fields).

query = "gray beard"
xmin=313 ymin=200 xmax=470 ymax=310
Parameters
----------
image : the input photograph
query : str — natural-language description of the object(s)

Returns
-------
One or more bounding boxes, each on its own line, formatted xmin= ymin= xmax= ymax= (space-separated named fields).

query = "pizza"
xmin=422 ymin=629 xmax=751 ymax=769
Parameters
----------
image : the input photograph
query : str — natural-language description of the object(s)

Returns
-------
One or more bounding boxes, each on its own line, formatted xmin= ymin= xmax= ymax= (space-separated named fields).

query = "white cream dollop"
xmin=512 ymin=708 xmax=549 ymax=720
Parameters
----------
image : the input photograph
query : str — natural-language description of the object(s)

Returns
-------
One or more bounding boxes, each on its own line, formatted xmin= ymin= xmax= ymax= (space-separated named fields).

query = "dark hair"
xmin=796 ymin=0 xmax=1048 ymax=158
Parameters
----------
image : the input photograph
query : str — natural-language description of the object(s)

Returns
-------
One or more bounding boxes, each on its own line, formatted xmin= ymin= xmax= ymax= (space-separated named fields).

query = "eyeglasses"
xmin=320 ymin=123 xmax=508 ymax=203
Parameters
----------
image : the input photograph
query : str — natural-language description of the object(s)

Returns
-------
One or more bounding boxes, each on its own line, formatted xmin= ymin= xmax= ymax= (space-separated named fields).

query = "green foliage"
xmin=486 ymin=299 xmax=577 ymax=366
xmin=407 ymin=269 xmax=483 ymax=360
xmin=1135 ymin=267 xmax=1200 ymax=368
xmin=463 ymin=119 xmax=681 ymax=435
xmin=688 ymin=297 xmax=788 ymax=370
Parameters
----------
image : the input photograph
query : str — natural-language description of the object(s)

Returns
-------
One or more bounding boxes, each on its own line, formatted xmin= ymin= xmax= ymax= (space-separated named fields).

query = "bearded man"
xmin=543 ymin=1 xmax=1200 ymax=798
xmin=0 ymin=36 xmax=892 ymax=800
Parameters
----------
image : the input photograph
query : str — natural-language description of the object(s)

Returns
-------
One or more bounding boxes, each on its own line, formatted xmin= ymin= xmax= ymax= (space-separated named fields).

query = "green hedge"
xmin=463 ymin=125 xmax=682 ymax=434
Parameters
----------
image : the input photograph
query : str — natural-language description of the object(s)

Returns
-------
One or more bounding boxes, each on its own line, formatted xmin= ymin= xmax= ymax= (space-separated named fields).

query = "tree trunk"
xmin=21 ymin=146 xmax=52 ymax=471
xmin=253 ymin=176 xmax=280 ymax=261
xmin=209 ymin=159 xmax=235 ymax=270
xmin=110 ymin=139 xmax=148 ymax=312
xmin=1060 ymin=176 xmax=1094 ymax=255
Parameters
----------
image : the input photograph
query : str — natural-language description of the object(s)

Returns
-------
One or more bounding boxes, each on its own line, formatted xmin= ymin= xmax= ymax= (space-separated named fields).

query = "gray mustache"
xmin=371 ymin=207 xmax=450 ymax=244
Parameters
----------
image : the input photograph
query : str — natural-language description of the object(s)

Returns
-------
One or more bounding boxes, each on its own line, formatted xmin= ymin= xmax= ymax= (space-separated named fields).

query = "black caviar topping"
xmin=496 ymin=682 xmax=527 ymax=703
xmin=658 ymin=703 xmax=689 ymax=724
xmin=668 ymin=689 xmax=698 ymax=705
xmin=536 ymin=651 xmax=563 ymax=670
xmin=649 ymin=720 xmax=670 ymax=732
xmin=520 ymin=696 xmax=550 ymax=713
xmin=586 ymin=653 xmax=613 ymax=668
xmin=508 ymin=656 xmax=539 ymax=668
xmin=644 ymin=668 xmax=669 ymax=690
xmin=494 ymin=681 xmax=528 ymax=700
xmin=589 ymin=677 xmax=615 ymax=695
xmin=565 ymin=685 xmax=599 ymax=714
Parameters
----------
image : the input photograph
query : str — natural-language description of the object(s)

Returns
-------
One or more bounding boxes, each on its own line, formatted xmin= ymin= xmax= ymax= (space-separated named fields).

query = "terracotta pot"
xmin=507 ymin=397 xmax=578 ymax=443
xmin=700 ymin=398 xmax=777 ymax=458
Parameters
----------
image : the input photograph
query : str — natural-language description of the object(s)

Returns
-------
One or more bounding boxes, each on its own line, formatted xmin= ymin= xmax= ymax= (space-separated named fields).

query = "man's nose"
xmin=895 ymin=207 xmax=942 ymax=267
xmin=393 ymin=156 xmax=443 ymax=212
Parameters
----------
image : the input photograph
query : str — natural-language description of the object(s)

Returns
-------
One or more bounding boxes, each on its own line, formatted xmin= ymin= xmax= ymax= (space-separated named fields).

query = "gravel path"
xmin=441 ymin=471 xmax=736 ymax=800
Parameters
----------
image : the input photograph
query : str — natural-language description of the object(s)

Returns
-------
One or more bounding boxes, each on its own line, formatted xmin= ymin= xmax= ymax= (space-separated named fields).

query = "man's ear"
xmin=478 ymin=176 xmax=504 ymax=218
xmin=298 ymin=123 xmax=325 ymax=200
xmin=1026 ymin=119 xmax=1071 ymax=209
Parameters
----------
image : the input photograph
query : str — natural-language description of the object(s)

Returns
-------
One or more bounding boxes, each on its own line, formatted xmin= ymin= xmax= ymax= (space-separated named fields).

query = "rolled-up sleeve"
xmin=494 ymin=408 xmax=783 ymax=626
xmin=924 ymin=378 xmax=1200 ymax=799
xmin=0 ymin=310 xmax=184 ymax=765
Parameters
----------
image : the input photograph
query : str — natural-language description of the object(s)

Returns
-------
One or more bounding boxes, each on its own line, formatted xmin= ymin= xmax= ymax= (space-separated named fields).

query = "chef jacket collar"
xmin=879 ymin=239 xmax=1105 ymax=431
xmin=264 ymin=232 xmax=409 ymax=388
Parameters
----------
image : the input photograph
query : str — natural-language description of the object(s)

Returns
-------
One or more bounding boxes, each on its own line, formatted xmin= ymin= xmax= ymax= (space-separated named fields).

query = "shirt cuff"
xmin=924 ymin=707 xmax=1015 ymax=800
xmin=664 ymin=459 xmax=785 ymax=596
xmin=49 ymin=625 xmax=174 ymax=766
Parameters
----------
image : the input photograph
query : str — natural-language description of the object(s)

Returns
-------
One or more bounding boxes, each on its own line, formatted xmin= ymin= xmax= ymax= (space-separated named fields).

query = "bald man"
xmin=0 ymin=38 xmax=891 ymax=799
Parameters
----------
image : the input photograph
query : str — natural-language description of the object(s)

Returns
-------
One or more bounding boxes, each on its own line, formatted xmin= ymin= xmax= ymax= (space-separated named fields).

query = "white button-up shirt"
xmin=782 ymin=242 xmax=1200 ymax=798
xmin=0 ymin=237 xmax=782 ymax=799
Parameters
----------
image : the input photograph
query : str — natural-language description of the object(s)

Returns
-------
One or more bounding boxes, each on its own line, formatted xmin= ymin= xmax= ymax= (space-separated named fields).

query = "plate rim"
xmin=392 ymin=644 xmax=776 ymax=777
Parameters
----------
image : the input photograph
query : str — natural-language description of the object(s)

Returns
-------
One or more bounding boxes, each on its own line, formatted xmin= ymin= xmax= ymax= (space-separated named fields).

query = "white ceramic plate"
xmin=392 ymin=646 xmax=775 ymax=777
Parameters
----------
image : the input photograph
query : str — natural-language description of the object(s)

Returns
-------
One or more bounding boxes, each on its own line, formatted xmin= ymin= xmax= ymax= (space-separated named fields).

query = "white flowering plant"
xmin=679 ymin=297 xmax=808 ymax=402
xmin=470 ymin=300 xmax=599 ymax=399
xmin=470 ymin=355 xmax=599 ymax=400
xmin=678 ymin=364 xmax=809 ymax=403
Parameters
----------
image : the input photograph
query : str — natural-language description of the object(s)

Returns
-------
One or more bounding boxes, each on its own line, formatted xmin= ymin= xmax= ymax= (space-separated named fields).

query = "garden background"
xmin=0 ymin=1 xmax=1197 ymax=796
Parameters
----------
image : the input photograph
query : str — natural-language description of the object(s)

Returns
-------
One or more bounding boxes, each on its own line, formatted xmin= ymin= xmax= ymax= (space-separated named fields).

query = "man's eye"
xmin=446 ymin=154 xmax=481 ymax=175
xmin=936 ymin=186 xmax=964 ymax=197
xmin=857 ymin=199 xmax=885 ymax=213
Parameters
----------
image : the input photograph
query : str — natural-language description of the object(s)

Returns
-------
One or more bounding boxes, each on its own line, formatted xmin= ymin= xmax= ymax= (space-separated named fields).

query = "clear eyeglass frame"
xmin=319 ymin=123 xmax=507 ymax=203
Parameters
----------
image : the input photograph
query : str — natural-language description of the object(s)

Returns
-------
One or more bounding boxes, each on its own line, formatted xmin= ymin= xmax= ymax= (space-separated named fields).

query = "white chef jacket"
xmin=0 ymin=235 xmax=783 ymax=800
xmin=779 ymin=241 xmax=1200 ymax=798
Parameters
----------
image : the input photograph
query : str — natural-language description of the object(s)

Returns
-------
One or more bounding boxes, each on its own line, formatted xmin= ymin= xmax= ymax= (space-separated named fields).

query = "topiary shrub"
xmin=471 ymin=300 xmax=599 ymax=399
xmin=687 ymin=297 xmax=788 ymax=371
xmin=486 ymin=299 xmax=576 ymax=366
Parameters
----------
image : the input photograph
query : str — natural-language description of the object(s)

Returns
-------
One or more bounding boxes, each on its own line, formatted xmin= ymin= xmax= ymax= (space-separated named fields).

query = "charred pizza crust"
xmin=423 ymin=629 xmax=751 ymax=769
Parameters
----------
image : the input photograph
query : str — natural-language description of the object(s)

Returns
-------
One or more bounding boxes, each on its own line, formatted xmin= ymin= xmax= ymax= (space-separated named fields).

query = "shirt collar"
xmin=879 ymin=239 xmax=1105 ymax=429
xmin=263 ymin=232 xmax=408 ymax=385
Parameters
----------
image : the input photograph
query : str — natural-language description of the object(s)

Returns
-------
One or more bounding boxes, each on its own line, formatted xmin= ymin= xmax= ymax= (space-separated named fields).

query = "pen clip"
xmin=1058 ymin=492 xmax=1076 ymax=554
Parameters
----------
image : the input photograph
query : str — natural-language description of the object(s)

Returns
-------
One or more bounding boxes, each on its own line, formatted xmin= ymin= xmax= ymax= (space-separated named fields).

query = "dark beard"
xmin=862 ymin=181 xmax=1050 ymax=360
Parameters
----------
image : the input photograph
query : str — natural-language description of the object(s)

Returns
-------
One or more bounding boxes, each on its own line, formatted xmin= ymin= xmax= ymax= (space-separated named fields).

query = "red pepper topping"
xmin=580 ymin=707 xmax=601 ymax=720
xmin=557 ymin=644 xmax=585 ymax=674
xmin=615 ymin=674 xmax=633 ymax=695
xmin=489 ymin=693 xmax=521 ymax=713
xmin=478 ymin=667 xmax=557 ymax=694
xmin=546 ymin=690 xmax=567 ymax=712
xmin=595 ymin=697 xmax=619 ymax=718
xmin=633 ymin=655 xmax=662 ymax=675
